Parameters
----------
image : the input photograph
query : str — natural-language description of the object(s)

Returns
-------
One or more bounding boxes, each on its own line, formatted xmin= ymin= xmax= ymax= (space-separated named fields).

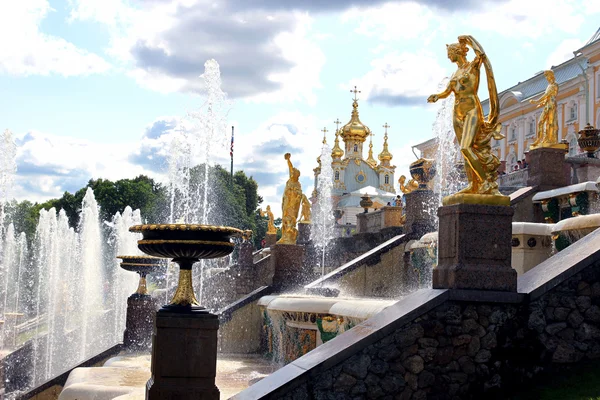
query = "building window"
xmin=528 ymin=121 xmax=535 ymax=137
xmin=353 ymin=144 xmax=358 ymax=152
xmin=334 ymin=171 xmax=340 ymax=181
xmin=384 ymin=174 xmax=389 ymax=184
xmin=510 ymin=127 xmax=517 ymax=141
xmin=570 ymin=104 xmax=578 ymax=121
xmin=597 ymin=76 xmax=600 ymax=99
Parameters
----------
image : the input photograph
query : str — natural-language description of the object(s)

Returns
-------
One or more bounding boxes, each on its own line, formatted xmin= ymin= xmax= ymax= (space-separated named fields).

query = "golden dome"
xmin=340 ymin=100 xmax=371 ymax=143
xmin=331 ymin=129 xmax=344 ymax=159
xmin=366 ymin=135 xmax=377 ymax=168
xmin=378 ymin=132 xmax=393 ymax=164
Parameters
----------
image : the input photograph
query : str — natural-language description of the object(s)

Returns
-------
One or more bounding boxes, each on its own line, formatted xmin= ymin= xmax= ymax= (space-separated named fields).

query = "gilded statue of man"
xmin=529 ymin=70 xmax=559 ymax=149
xmin=278 ymin=153 xmax=302 ymax=244
xmin=259 ymin=205 xmax=277 ymax=235
xmin=299 ymin=194 xmax=311 ymax=223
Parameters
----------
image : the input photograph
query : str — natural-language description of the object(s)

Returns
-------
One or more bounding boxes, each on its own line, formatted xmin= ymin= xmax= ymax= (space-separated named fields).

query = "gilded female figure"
xmin=278 ymin=153 xmax=302 ymax=244
xmin=529 ymin=70 xmax=559 ymax=148
xmin=299 ymin=194 xmax=311 ymax=223
xmin=428 ymin=35 xmax=505 ymax=200
xmin=259 ymin=205 xmax=277 ymax=235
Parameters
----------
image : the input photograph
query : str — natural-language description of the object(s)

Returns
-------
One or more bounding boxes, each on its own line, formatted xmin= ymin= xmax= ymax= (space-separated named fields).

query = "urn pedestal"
xmin=433 ymin=203 xmax=517 ymax=292
xmin=271 ymin=243 xmax=306 ymax=291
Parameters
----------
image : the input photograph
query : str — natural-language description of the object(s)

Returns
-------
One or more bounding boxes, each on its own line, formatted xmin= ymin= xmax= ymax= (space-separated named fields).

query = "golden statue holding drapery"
xmin=529 ymin=70 xmax=564 ymax=150
xmin=299 ymin=194 xmax=312 ymax=223
xmin=278 ymin=153 xmax=302 ymax=244
xmin=259 ymin=205 xmax=277 ymax=235
xmin=427 ymin=35 xmax=509 ymax=206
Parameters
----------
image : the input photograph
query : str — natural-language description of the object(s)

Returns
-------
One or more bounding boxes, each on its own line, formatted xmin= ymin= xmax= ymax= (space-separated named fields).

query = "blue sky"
xmin=1 ymin=0 xmax=599 ymax=216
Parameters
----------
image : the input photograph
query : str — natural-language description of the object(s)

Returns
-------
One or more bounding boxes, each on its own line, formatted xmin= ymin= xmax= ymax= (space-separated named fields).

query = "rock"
xmin=452 ymin=334 xmax=472 ymax=346
xmin=365 ymin=373 xmax=380 ymax=387
xmin=314 ymin=371 xmax=333 ymax=390
xmin=463 ymin=305 xmax=478 ymax=320
xmin=412 ymin=390 xmax=427 ymax=400
xmin=552 ymin=344 xmax=584 ymax=363
xmin=446 ymin=325 xmax=463 ymax=336
xmin=461 ymin=319 xmax=480 ymax=334
xmin=418 ymin=338 xmax=439 ymax=348
xmin=381 ymin=375 xmax=405 ymax=393
xmin=591 ymin=282 xmax=600 ymax=297
xmin=468 ymin=336 xmax=481 ymax=357
xmin=474 ymin=350 xmax=492 ymax=363
xmin=554 ymin=307 xmax=571 ymax=321
xmin=568 ymin=310 xmax=585 ymax=328
xmin=343 ymin=354 xmax=370 ymax=380
xmin=576 ymin=296 xmax=591 ymax=311
xmin=395 ymin=325 xmax=424 ymax=347
xmin=546 ymin=322 xmax=567 ymax=335
xmin=545 ymin=307 xmax=555 ymax=320
xmin=404 ymin=372 xmax=418 ymax=391
xmin=449 ymin=372 xmax=468 ymax=384
xmin=561 ymin=296 xmax=576 ymax=309
xmin=458 ymin=356 xmax=476 ymax=374
xmin=479 ymin=315 xmax=490 ymax=328
xmin=367 ymin=383 xmax=385 ymax=399
xmin=585 ymin=305 xmax=600 ymax=322
xmin=403 ymin=355 xmax=424 ymax=374
xmin=539 ymin=333 xmax=559 ymax=351
xmin=369 ymin=359 xmax=389 ymax=376
xmin=577 ymin=281 xmax=591 ymax=296
xmin=396 ymin=388 xmax=413 ymax=400
xmin=483 ymin=374 xmax=502 ymax=392
xmin=421 ymin=320 xmax=444 ymax=337
xmin=334 ymin=373 xmax=357 ymax=392
xmin=528 ymin=309 xmax=546 ymax=333
xmin=577 ymin=323 xmax=600 ymax=341
xmin=350 ymin=381 xmax=367 ymax=396
xmin=448 ymin=383 xmax=460 ymax=396
xmin=418 ymin=347 xmax=437 ymax=362
xmin=489 ymin=310 xmax=507 ymax=325
xmin=435 ymin=346 xmax=453 ymax=365
xmin=379 ymin=344 xmax=402 ymax=361
xmin=556 ymin=327 xmax=575 ymax=341
xmin=480 ymin=332 xmax=497 ymax=350
xmin=389 ymin=360 xmax=406 ymax=375
xmin=445 ymin=305 xmax=463 ymax=325
xmin=477 ymin=305 xmax=492 ymax=317
xmin=399 ymin=344 xmax=418 ymax=361
xmin=418 ymin=370 xmax=435 ymax=388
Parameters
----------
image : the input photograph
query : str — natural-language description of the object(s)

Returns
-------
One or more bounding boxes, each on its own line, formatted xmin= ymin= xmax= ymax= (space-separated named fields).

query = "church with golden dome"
xmin=313 ymin=88 xmax=397 ymax=225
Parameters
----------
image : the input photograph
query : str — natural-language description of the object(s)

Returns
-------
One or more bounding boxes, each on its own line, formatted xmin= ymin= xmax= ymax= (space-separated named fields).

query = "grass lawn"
xmin=510 ymin=361 xmax=600 ymax=400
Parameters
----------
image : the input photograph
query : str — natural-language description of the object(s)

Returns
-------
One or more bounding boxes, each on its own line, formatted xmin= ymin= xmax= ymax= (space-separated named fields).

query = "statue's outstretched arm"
xmin=428 ymin=80 xmax=453 ymax=103
xmin=284 ymin=153 xmax=294 ymax=177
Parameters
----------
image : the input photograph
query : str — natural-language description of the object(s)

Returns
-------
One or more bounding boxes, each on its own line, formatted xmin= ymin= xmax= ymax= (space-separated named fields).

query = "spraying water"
xmin=311 ymin=144 xmax=336 ymax=279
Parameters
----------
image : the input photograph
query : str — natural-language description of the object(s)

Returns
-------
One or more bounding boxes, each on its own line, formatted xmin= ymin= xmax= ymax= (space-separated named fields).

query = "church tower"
xmin=377 ymin=123 xmax=396 ymax=193
xmin=340 ymin=86 xmax=371 ymax=160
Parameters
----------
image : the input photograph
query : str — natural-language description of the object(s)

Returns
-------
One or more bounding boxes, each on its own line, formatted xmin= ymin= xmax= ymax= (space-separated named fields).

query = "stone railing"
xmin=356 ymin=206 xmax=404 ymax=234
xmin=499 ymin=168 xmax=529 ymax=187
xmin=234 ymin=229 xmax=600 ymax=399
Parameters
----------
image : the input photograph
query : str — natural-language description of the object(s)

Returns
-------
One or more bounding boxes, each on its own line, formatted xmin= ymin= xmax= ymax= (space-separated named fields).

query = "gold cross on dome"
xmin=334 ymin=118 xmax=341 ymax=132
xmin=321 ymin=127 xmax=328 ymax=144
xmin=382 ymin=123 xmax=390 ymax=134
xmin=350 ymin=86 xmax=361 ymax=101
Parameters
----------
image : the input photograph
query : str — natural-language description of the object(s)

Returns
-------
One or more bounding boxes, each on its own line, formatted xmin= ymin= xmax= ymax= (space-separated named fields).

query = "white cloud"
xmin=344 ymin=50 xmax=448 ymax=106
xmin=546 ymin=38 xmax=584 ymax=68
xmin=69 ymin=0 xmax=325 ymax=104
xmin=0 ymin=1 xmax=111 ymax=77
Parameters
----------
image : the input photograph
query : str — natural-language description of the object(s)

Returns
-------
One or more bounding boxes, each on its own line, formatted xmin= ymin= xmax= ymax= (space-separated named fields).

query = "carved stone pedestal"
xmin=297 ymin=222 xmax=311 ymax=245
xmin=404 ymin=190 xmax=436 ymax=239
xmin=265 ymin=233 xmax=277 ymax=248
xmin=271 ymin=243 xmax=306 ymax=291
xmin=433 ymin=203 xmax=517 ymax=292
xmin=146 ymin=310 xmax=219 ymax=400
xmin=124 ymin=294 xmax=157 ymax=350
xmin=527 ymin=146 xmax=568 ymax=190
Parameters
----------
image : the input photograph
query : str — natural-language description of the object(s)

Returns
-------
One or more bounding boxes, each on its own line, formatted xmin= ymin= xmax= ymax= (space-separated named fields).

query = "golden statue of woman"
xmin=299 ymin=194 xmax=311 ymax=223
xmin=428 ymin=35 xmax=508 ymax=205
xmin=259 ymin=205 xmax=277 ymax=235
xmin=529 ymin=70 xmax=561 ymax=149
xmin=278 ymin=153 xmax=302 ymax=244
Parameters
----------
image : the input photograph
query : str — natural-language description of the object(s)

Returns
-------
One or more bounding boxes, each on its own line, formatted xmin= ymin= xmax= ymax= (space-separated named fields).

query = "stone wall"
xmin=234 ymin=230 xmax=600 ymax=399
xmin=357 ymin=207 xmax=404 ymax=234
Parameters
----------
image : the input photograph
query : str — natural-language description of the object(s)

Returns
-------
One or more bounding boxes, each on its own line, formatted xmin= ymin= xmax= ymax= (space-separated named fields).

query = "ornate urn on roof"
xmin=359 ymin=195 xmax=373 ymax=213
xmin=578 ymin=123 xmax=600 ymax=158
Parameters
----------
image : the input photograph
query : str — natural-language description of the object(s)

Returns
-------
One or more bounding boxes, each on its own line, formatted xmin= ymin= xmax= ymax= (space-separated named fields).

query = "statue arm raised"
xmin=284 ymin=153 xmax=294 ymax=177
xmin=459 ymin=35 xmax=485 ymax=69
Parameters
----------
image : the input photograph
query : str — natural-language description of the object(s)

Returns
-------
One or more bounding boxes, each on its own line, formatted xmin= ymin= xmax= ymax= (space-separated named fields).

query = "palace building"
xmin=415 ymin=27 xmax=600 ymax=178
xmin=313 ymin=89 xmax=397 ymax=225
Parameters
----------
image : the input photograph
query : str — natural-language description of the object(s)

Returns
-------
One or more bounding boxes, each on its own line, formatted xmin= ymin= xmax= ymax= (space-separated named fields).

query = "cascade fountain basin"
xmin=129 ymin=224 xmax=243 ymax=259
xmin=551 ymin=214 xmax=600 ymax=251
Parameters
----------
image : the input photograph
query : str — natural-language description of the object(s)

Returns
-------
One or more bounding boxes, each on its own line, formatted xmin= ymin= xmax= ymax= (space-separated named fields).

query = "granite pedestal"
xmin=404 ymin=190 xmax=436 ymax=239
xmin=270 ymin=243 xmax=306 ymax=291
xmin=527 ymin=146 xmax=568 ymax=190
xmin=146 ymin=310 xmax=219 ymax=400
xmin=297 ymin=222 xmax=311 ymax=245
xmin=235 ymin=241 xmax=256 ymax=296
xmin=433 ymin=203 xmax=517 ymax=292
xmin=265 ymin=233 xmax=277 ymax=248
xmin=124 ymin=294 xmax=157 ymax=350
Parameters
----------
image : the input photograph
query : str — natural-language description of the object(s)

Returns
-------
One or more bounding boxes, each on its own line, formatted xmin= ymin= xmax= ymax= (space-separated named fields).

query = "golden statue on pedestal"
xmin=278 ymin=153 xmax=302 ymax=244
xmin=259 ymin=205 xmax=277 ymax=235
xmin=299 ymin=194 xmax=311 ymax=223
xmin=529 ymin=70 xmax=564 ymax=150
xmin=427 ymin=35 xmax=509 ymax=206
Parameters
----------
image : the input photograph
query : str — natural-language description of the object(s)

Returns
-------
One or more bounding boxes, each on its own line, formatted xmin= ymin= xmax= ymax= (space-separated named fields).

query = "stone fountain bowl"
xmin=129 ymin=224 xmax=244 ymax=260
xmin=117 ymin=255 xmax=164 ymax=273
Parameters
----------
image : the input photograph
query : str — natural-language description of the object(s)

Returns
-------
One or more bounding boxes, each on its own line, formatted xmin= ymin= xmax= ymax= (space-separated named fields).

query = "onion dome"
xmin=340 ymin=99 xmax=371 ymax=143
xmin=331 ymin=130 xmax=344 ymax=159
xmin=378 ymin=132 xmax=393 ymax=164
xmin=366 ymin=134 xmax=377 ymax=168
